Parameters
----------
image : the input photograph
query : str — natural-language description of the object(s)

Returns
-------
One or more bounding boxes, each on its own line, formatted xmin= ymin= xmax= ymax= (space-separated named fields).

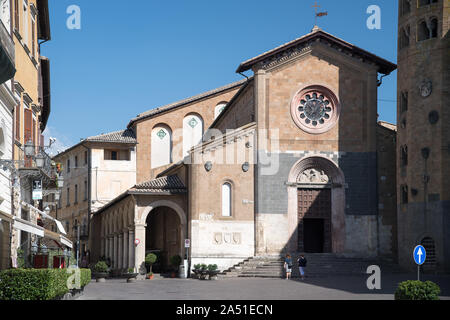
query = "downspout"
xmin=79 ymin=142 xmax=91 ymax=259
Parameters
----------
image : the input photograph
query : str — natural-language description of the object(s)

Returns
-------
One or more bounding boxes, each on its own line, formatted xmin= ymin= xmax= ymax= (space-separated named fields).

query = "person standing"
xmin=284 ymin=254 xmax=293 ymax=280
xmin=297 ymin=254 xmax=307 ymax=280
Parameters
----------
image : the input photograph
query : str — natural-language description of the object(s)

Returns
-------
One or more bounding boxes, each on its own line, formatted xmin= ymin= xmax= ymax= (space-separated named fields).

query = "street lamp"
xmin=35 ymin=152 xmax=46 ymax=168
xmin=24 ymin=140 xmax=35 ymax=157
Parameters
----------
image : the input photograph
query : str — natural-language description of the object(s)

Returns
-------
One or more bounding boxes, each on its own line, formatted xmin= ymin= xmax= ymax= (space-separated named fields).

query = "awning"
xmin=44 ymin=229 xmax=73 ymax=249
xmin=0 ymin=43 xmax=15 ymax=85
xmin=54 ymin=220 xmax=67 ymax=235
xmin=0 ymin=22 xmax=16 ymax=85
xmin=13 ymin=217 xmax=45 ymax=237
xmin=60 ymin=236 xmax=73 ymax=249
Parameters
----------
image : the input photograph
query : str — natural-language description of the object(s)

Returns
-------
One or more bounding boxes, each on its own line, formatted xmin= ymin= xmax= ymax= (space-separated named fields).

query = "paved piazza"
xmin=78 ymin=274 xmax=450 ymax=300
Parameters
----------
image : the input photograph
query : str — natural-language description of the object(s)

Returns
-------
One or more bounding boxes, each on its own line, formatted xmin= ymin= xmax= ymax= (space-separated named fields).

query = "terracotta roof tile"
xmin=130 ymin=175 xmax=186 ymax=194
xmin=86 ymin=129 xmax=137 ymax=144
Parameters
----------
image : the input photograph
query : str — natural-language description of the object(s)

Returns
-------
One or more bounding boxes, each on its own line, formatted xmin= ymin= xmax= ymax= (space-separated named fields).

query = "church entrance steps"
xmin=218 ymin=254 xmax=405 ymax=279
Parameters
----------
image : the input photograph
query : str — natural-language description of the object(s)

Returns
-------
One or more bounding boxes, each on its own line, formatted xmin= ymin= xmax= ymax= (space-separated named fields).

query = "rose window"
xmin=291 ymin=86 xmax=340 ymax=134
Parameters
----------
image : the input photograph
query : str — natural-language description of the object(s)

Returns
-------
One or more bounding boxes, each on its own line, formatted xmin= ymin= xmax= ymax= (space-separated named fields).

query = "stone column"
xmin=105 ymin=236 xmax=109 ymax=259
xmin=123 ymin=231 xmax=128 ymax=270
xmin=128 ymin=228 xmax=135 ymax=271
xmin=134 ymin=224 xmax=146 ymax=273
xmin=118 ymin=233 xmax=123 ymax=271
xmin=113 ymin=234 xmax=118 ymax=270
xmin=108 ymin=236 xmax=113 ymax=261
xmin=101 ymin=237 xmax=105 ymax=257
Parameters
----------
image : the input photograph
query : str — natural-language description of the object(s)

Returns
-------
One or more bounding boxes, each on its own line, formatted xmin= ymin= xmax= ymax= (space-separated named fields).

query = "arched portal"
xmin=145 ymin=207 xmax=181 ymax=272
xmin=287 ymin=156 xmax=346 ymax=253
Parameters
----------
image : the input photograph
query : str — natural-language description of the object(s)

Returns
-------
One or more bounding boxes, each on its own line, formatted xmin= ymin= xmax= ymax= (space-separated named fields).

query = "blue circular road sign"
xmin=413 ymin=245 xmax=426 ymax=266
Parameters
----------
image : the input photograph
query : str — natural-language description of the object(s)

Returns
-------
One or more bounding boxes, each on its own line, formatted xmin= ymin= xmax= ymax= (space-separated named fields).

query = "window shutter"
xmin=32 ymin=119 xmax=36 ymax=144
xmin=24 ymin=109 xmax=32 ymax=167
xmin=15 ymin=105 xmax=20 ymax=141
xmin=14 ymin=0 xmax=19 ymax=32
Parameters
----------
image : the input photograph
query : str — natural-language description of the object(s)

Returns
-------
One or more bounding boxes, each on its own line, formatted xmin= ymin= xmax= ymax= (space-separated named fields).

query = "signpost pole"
xmin=417 ymin=265 xmax=420 ymax=281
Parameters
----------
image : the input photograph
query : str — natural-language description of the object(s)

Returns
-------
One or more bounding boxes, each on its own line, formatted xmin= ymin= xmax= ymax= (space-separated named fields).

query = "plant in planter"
xmin=145 ymin=253 xmax=157 ymax=275
xmin=146 ymin=272 xmax=154 ymax=280
xmin=93 ymin=261 xmax=109 ymax=282
xmin=207 ymin=264 xmax=219 ymax=280
xmin=192 ymin=264 xmax=201 ymax=279
xmin=169 ymin=255 xmax=182 ymax=278
xmin=199 ymin=264 xmax=208 ymax=280
xmin=123 ymin=267 xmax=139 ymax=283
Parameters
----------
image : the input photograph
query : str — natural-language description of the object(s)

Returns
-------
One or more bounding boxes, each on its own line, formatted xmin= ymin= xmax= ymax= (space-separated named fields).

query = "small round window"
xmin=291 ymin=85 xmax=341 ymax=134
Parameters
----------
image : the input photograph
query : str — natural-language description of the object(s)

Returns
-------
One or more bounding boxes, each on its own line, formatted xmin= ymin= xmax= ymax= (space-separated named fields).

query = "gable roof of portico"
xmin=130 ymin=175 xmax=187 ymax=194
xmin=236 ymin=27 xmax=397 ymax=75
xmin=93 ymin=175 xmax=186 ymax=217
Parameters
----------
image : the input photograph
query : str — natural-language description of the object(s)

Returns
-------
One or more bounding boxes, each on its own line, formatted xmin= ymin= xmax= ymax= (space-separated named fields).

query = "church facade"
xmin=89 ymin=27 xmax=402 ymax=273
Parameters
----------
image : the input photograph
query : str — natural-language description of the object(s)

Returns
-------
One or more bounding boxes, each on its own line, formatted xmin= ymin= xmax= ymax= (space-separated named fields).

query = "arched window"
xmin=183 ymin=114 xmax=204 ymax=157
xmin=151 ymin=124 xmax=172 ymax=169
xmin=399 ymin=25 xmax=410 ymax=49
xmin=401 ymin=185 xmax=408 ymax=204
xmin=214 ymin=102 xmax=228 ymax=119
xmin=430 ymin=18 xmax=438 ymax=38
xmin=401 ymin=145 xmax=408 ymax=167
xmin=401 ymin=0 xmax=411 ymax=15
xmin=418 ymin=0 xmax=438 ymax=7
xmin=222 ymin=182 xmax=232 ymax=217
xmin=418 ymin=20 xmax=430 ymax=41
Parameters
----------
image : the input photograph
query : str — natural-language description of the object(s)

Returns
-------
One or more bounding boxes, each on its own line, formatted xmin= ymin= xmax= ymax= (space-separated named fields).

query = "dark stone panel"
xmin=443 ymin=201 xmax=450 ymax=272
xmin=256 ymin=152 xmax=378 ymax=216
xmin=339 ymin=152 xmax=378 ymax=216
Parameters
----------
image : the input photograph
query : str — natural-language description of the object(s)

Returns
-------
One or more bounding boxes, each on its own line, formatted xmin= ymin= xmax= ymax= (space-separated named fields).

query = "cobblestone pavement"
xmin=77 ymin=273 xmax=450 ymax=300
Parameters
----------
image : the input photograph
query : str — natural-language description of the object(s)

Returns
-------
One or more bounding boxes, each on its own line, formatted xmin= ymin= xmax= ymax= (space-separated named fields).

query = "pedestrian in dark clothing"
xmin=297 ymin=255 xmax=307 ymax=280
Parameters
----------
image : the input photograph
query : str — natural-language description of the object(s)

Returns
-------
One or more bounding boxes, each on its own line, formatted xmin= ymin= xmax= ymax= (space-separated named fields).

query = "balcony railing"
xmin=16 ymin=146 xmax=57 ymax=182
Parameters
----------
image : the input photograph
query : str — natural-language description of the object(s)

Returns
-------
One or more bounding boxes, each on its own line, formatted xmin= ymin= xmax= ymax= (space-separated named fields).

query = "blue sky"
xmin=42 ymin=0 xmax=398 ymax=151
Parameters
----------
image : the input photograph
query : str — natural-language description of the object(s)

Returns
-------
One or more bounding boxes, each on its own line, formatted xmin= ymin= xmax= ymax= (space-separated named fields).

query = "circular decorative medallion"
xmin=204 ymin=161 xmax=212 ymax=172
xmin=291 ymin=86 xmax=340 ymax=134
xmin=419 ymin=80 xmax=432 ymax=98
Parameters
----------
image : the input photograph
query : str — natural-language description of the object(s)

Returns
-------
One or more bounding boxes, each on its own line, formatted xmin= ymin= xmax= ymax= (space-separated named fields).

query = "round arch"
xmin=139 ymin=200 xmax=187 ymax=227
xmin=287 ymin=155 xmax=346 ymax=253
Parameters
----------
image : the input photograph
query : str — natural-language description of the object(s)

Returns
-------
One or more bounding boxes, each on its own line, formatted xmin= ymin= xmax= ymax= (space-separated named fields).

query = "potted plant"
xmin=145 ymin=253 xmax=157 ymax=275
xmin=93 ymin=261 xmax=109 ymax=282
xmin=170 ymin=255 xmax=182 ymax=278
xmin=192 ymin=264 xmax=201 ymax=279
xmin=207 ymin=264 xmax=220 ymax=280
xmin=146 ymin=272 xmax=154 ymax=280
xmin=199 ymin=264 xmax=208 ymax=280
xmin=123 ymin=267 xmax=139 ymax=283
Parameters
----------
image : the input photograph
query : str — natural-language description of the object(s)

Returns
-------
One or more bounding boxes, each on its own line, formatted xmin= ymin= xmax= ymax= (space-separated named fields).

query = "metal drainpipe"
xmin=79 ymin=142 xmax=91 ymax=261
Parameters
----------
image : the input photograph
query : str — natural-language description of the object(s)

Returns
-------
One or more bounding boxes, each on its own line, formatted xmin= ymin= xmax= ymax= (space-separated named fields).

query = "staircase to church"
xmin=219 ymin=254 xmax=405 ymax=279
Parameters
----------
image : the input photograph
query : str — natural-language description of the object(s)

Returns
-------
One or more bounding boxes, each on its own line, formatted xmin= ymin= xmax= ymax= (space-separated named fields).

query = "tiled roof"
xmin=86 ymin=129 xmax=137 ymax=144
xmin=130 ymin=175 xmax=186 ymax=194
xmin=127 ymin=79 xmax=247 ymax=127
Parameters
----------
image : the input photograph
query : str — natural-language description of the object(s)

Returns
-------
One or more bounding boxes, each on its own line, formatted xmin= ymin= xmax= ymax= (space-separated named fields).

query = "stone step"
xmin=221 ymin=255 xmax=404 ymax=278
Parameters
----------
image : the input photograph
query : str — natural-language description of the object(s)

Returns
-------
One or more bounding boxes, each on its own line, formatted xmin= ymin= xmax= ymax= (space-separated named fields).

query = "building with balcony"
xmin=0 ymin=0 xmax=71 ymax=270
xmin=0 ymin=0 xmax=18 ymax=270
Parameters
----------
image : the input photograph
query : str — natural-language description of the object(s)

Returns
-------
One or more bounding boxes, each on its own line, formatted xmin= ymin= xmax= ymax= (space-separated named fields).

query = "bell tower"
xmin=396 ymin=0 xmax=449 ymax=272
